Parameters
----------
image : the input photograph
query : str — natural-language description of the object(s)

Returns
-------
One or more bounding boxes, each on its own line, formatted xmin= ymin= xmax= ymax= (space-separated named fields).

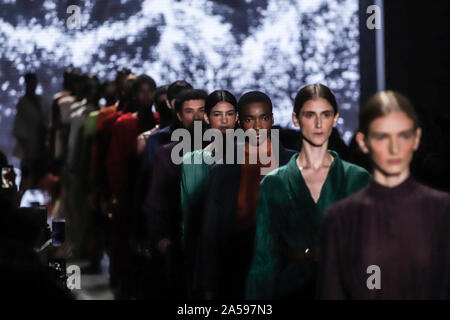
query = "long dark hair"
xmin=205 ymin=90 xmax=237 ymax=116
xmin=131 ymin=75 xmax=157 ymax=132
xmin=293 ymin=84 xmax=338 ymax=116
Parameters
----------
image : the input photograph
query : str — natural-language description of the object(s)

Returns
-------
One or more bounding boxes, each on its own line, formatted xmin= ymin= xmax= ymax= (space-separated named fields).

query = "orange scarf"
xmin=235 ymin=139 xmax=274 ymax=231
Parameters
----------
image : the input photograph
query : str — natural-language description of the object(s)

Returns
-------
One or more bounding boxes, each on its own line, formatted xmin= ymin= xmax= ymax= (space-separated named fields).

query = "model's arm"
xmin=245 ymin=178 xmax=279 ymax=300
xmin=317 ymin=207 xmax=347 ymax=299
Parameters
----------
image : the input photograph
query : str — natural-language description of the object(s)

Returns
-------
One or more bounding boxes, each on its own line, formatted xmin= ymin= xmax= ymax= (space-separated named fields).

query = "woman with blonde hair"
xmin=319 ymin=91 xmax=449 ymax=299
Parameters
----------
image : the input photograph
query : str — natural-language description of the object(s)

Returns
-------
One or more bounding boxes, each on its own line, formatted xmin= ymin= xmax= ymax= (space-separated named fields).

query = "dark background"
xmin=383 ymin=0 xmax=450 ymax=191
xmin=359 ymin=0 xmax=449 ymax=191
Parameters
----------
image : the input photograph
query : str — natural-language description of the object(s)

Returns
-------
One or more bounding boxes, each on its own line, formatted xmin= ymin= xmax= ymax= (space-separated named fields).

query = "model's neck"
xmin=373 ymin=168 xmax=410 ymax=188
xmin=245 ymin=137 xmax=271 ymax=153
xmin=298 ymin=140 xmax=330 ymax=170
xmin=25 ymin=90 xmax=36 ymax=97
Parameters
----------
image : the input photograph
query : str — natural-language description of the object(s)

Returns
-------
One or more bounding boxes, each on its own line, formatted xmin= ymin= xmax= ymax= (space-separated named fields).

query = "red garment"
xmin=106 ymin=112 xmax=139 ymax=197
xmin=235 ymin=141 xmax=273 ymax=231
xmin=106 ymin=112 xmax=140 ymax=299
xmin=154 ymin=111 xmax=160 ymax=124
xmin=89 ymin=105 xmax=118 ymax=185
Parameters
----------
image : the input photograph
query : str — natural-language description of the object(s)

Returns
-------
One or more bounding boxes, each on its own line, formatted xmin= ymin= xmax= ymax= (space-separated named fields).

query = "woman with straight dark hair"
xmin=246 ymin=84 xmax=371 ymax=299
xmin=181 ymin=89 xmax=238 ymax=298
xmin=181 ymin=90 xmax=238 ymax=221
xmin=318 ymin=91 xmax=449 ymax=299
xmin=199 ymin=91 xmax=296 ymax=300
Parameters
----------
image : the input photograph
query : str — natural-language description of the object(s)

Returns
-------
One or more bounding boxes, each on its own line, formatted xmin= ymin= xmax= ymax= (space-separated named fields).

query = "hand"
xmin=4 ymin=168 xmax=16 ymax=187
xmin=49 ymin=242 xmax=73 ymax=259
xmin=39 ymin=241 xmax=72 ymax=263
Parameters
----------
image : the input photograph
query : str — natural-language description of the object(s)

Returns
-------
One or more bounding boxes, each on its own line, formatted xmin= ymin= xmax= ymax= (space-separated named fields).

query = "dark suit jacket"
xmin=137 ymin=124 xmax=175 ymax=208
xmin=145 ymin=141 xmax=183 ymax=245
xmin=133 ymin=123 xmax=178 ymax=245
xmin=143 ymin=141 xmax=187 ymax=298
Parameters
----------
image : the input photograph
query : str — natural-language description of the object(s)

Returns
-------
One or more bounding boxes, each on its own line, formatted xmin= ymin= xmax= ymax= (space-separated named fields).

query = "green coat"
xmin=180 ymin=147 xmax=217 ymax=296
xmin=246 ymin=150 xmax=371 ymax=299
xmin=181 ymin=148 xmax=215 ymax=235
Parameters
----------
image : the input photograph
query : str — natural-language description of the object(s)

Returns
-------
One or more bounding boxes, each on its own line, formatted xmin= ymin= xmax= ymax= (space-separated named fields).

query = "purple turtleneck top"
xmin=319 ymin=177 xmax=449 ymax=299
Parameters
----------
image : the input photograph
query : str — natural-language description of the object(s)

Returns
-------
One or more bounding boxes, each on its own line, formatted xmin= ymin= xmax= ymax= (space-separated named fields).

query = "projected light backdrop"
xmin=0 ymin=0 xmax=360 ymax=164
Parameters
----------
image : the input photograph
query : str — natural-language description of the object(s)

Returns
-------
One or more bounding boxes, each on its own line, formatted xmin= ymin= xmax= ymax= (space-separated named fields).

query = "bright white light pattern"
xmin=0 ymin=0 xmax=359 ymax=163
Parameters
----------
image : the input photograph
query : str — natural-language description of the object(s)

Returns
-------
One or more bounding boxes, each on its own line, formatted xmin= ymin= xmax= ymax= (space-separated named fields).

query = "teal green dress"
xmin=181 ymin=148 xmax=215 ymax=235
xmin=245 ymin=150 xmax=371 ymax=299
xmin=180 ymin=147 xmax=216 ymax=296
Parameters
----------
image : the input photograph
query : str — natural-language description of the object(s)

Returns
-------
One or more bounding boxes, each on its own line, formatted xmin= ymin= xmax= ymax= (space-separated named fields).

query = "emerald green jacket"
xmin=181 ymin=148 xmax=215 ymax=235
xmin=246 ymin=150 xmax=371 ymax=299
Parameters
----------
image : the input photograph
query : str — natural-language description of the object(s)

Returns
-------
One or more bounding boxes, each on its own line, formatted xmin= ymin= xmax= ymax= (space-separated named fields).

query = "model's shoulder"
xmin=182 ymin=150 xmax=193 ymax=162
xmin=182 ymin=149 xmax=207 ymax=163
xmin=17 ymin=96 xmax=27 ymax=104
xmin=87 ymin=110 xmax=99 ymax=118
xmin=416 ymin=182 xmax=450 ymax=204
xmin=341 ymin=160 xmax=370 ymax=176
xmin=260 ymin=164 xmax=290 ymax=188
xmin=113 ymin=113 xmax=131 ymax=127
xmin=327 ymin=186 xmax=371 ymax=218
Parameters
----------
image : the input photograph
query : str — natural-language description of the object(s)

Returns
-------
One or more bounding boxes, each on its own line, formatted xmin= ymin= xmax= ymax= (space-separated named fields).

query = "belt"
xmin=288 ymin=247 xmax=319 ymax=262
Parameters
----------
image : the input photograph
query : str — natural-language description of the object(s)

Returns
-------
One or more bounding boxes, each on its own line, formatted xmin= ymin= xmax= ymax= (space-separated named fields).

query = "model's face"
xmin=177 ymin=99 xmax=206 ymax=129
xmin=105 ymin=82 xmax=117 ymax=97
xmin=118 ymin=75 xmax=134 ymax=99
xmin=357 ymin=111 xmax=421 ymax=177
xmin=154 ymin=93 xmax=168 ymax=112
xmin=136 ymin=83 xmax=154 ymax=107
xmin=293 ymin=98 xmax=338 ymax=147
xmin=156 ymin=93 xmax=167 ymax=107
xmin=239 ymin=102 xmax=274 ymax=145
xmin=204 ymin=102 xmax=237 ymax=133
